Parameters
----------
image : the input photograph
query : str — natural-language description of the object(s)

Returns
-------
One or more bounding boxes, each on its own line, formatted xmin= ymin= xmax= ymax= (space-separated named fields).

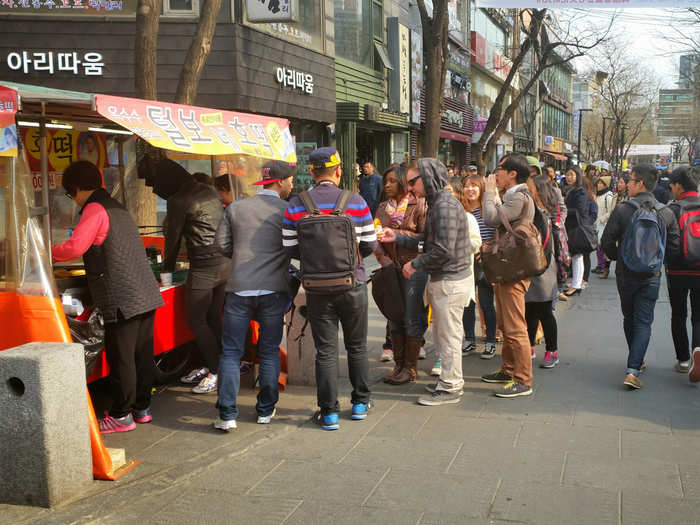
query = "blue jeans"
xmin=463 ymin=280 xmax=497 ymax=344
xmin=218 ymin=292 xmax=288 ymax=420
xmin=389 ymin=269 xmax=428 ymax=338
xmin=616 ymin=274 xmax=660 ymax=375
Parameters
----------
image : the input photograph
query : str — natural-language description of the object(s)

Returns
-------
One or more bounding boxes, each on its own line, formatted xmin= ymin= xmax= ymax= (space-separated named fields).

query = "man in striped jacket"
xmin=283 ymin=147 xmax=377 ymax=430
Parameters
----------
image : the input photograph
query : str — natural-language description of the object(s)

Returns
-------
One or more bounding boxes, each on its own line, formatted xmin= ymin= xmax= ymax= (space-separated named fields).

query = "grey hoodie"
xmin=397 ymin=158 xmax=472 ymax=281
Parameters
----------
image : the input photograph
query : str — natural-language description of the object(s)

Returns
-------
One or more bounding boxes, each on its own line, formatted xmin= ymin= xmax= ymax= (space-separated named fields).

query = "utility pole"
xmin=620 ymin=124 xmax=628 ymax=170
xmin=602 ymin=116 xmax=614 ymax=163
xmin=577 ymin=108 xmax=593 ymax=165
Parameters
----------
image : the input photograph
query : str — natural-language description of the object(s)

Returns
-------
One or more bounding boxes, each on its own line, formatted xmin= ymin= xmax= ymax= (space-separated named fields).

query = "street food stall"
xmin=0 ymin=81 xmax=297 ymax=384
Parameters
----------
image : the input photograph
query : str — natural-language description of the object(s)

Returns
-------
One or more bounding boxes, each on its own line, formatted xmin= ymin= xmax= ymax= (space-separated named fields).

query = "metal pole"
xmin=577 ymin=110 xmax=584 ymax=164
xmin=117 ymin=139 xmax=127 ymax=206
xmin=39 ymin=110 xmax=51 ymax=255
xmin=601 ymin=118 xmax=606 ymax=162
xmin=620 ymin=126 xmax=627 ymax=168
xmin=210 ymin=155 xmax=216 ymax=177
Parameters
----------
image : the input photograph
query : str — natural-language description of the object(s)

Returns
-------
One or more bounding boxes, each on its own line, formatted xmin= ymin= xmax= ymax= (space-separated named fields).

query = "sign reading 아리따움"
xmin=475 ymin=0 xmax=700 ymax=7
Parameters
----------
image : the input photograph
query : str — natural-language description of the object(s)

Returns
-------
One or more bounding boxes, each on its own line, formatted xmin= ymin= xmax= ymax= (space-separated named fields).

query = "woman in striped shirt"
xmin=461 ymin=175 xmax=499 ymax=360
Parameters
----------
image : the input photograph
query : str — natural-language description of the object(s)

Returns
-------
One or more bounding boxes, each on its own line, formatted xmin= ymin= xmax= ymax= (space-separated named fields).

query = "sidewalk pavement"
xmin=3 ymin=267 xmax=700 ymax=524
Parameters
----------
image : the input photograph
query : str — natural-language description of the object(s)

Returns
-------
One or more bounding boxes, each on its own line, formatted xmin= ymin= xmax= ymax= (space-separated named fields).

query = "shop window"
xmin=335 ymin=0 xmax=389 ymax=70
xmin=244 ymin=0 xmax=324 ymax=53
xmin=164 ymin=0 xmax=199 ymax=16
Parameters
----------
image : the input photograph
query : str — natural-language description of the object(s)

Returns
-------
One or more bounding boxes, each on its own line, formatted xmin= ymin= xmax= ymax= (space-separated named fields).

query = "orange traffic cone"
xmin=87 ymin=391 xmax=139 ymax=480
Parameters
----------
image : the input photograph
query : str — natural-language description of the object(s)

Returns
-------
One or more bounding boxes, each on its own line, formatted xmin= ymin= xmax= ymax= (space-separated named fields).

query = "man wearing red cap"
xmin=213 ymin=160 xmax=294 ymax=431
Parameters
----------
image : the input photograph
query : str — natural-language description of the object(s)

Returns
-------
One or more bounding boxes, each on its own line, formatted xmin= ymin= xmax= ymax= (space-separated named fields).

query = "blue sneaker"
xmin=351 ymin=401 xmax=372 ymax=420
xmin=313 ymin=411 xmax=339 ymax=431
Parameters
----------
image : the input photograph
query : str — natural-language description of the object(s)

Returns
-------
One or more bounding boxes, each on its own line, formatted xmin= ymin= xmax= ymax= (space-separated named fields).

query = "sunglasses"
xmin=407 ymin=176 xmax=420 ymax=186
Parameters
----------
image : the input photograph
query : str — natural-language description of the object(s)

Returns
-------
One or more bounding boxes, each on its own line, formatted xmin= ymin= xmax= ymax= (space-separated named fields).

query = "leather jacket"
xmin=375 ymin=193 xmax=427 ymax=266
xmin=163 ymin=180 xmax=225 ymax=271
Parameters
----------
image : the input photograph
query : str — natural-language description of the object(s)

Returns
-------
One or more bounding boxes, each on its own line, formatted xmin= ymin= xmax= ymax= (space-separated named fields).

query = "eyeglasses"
xmin=407 ymin=176 xmax=420 ymax=186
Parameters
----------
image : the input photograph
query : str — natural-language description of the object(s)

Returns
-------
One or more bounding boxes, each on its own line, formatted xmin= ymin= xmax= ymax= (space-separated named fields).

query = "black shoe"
xmin=481 ymin=370 xmax=511 ymax=383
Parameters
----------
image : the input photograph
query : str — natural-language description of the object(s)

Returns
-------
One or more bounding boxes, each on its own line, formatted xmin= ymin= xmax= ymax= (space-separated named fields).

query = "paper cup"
xmin=160 ymin=272 xmax=173 ymax=287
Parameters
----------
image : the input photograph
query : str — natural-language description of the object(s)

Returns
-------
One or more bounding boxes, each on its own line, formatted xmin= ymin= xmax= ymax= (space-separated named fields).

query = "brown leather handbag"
xmin=480 ymin=193 xmax=547 ymax=284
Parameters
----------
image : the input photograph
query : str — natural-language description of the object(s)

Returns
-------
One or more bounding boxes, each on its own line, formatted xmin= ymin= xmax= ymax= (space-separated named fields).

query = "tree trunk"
xmin=132 ymin=0 xmax=161 ymax=228
xmin=418 ymin=0 xmax=450 ymax=158
xmin=175 ymin=0 xmax=223 ymax=105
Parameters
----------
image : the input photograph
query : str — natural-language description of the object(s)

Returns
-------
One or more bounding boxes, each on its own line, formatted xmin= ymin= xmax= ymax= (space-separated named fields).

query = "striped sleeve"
xmin=283 ymin=196 xmax=303 ymax=259
xmin=348 ymin=195 xmax=378 ymax=256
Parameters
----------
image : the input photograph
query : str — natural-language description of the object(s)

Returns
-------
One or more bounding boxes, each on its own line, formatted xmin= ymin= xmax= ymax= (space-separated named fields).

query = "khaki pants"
xmin=427 ymin=277 xmax=470 ymax=393
xmin=493 ymin=280 xmax=533 ymax=387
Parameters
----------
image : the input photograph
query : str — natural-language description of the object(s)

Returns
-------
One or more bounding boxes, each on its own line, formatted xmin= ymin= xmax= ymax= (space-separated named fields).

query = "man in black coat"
xmin=601 ymin=164 xmax=680 ymax=390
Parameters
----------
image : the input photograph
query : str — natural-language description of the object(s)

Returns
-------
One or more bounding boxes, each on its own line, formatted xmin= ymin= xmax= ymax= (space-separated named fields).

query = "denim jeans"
xmin=389 ymin=269 xmax=428 ymax=338
xmin=217 ymin=292 xmax=288 ymax=420
xmin=667 ymin=274 xmax=700 ymax=362
xmin=616 ymin=274 xmax=660 ymax=375
xmin=307 ymin=284 xmax=371 ymax=415
xmin=462 ymin=280 xmax=497 ymax=344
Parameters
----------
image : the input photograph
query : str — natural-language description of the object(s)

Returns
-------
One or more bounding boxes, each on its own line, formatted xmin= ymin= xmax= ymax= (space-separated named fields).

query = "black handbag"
xmin=370 ymin=264 xmax=405 ymax=323
xmin=568 ymin=209 xmax=598 ymax=254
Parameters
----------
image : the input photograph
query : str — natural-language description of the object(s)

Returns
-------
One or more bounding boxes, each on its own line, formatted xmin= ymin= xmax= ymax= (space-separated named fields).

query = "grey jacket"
xmin=526 ymin=209 xmax=559 ymax=303
xmin=483 ymin=183 xmax=535 ymax=230
xmin=397 ymin=159 xmax=471 ymax=281
xmin=215 ymin=193 xmax=290 ymax=293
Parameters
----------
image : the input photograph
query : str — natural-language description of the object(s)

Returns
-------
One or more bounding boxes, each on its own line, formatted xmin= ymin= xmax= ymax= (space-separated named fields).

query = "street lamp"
xmin=577 ymin=108 xmax=593 ymax=163
xmin=602 ymin=117 xmax=615 ymax=162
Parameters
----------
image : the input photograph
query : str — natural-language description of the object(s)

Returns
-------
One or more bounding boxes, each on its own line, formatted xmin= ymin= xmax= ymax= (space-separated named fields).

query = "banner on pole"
xmin=0 ymin=85 xmax=18 ymax=157
xmin=95 ymin=94 xmax=297 ymax=163
xmin=475 ymin=0 xmax=700 ymax=8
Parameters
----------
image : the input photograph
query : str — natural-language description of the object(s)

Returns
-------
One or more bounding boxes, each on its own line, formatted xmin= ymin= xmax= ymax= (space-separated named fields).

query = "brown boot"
xmin=600 ymin=268 xmax=609 ymax=279
xmin=388 ymin=336 xmax=420 ymax=385
xmin=383 ymin=332 xmax=405 ymax=382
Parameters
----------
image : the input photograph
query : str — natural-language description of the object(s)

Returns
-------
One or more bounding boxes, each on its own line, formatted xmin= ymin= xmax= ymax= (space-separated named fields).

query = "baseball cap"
xmin=309 ymin=147 xmax=342 ymax=169
xmin=252 ymin=160 xmax=294 ymax=186
xmin=468 ymin=165 xmax=478 ymax=171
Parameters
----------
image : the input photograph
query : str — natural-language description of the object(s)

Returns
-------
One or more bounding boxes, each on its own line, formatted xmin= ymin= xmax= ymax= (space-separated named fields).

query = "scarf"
xmin=385 ymin=196 xmax=409 ymax=228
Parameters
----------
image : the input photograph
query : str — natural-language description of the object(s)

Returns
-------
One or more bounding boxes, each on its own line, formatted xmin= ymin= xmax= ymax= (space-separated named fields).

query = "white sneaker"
xmin=214 ymin=417 xmax=237 ymax=432
xmin=430 ymin=359 xmax=442 ymax=376
xmin=676 ymin=360 xmax=691 ymax=373
xmin=381 ymin=348 xmax=394 ymax=362
xmin=181 ymin=367 xmax=209 ymax=384
xmin=257 ymin=409 xmax=276 ymax=425
xmin=192 ymin=373 xmax=217 ymax=394
xmin=418 ymin=347 xmax=427 ymax=360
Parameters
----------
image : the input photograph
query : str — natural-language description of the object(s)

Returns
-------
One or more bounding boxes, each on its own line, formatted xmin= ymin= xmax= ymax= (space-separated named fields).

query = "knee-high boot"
xmin=383 ymin=332 xmax=405 ymax=382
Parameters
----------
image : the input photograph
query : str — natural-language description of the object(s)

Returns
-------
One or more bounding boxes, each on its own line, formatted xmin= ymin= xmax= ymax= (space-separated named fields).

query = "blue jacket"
xmin=359 ymin=173 xmax=383 ymax=215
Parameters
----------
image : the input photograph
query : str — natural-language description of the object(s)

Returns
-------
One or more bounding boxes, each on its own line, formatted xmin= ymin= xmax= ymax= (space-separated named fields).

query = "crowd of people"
xmin=52 ymin=147 xmax=700 ymax=434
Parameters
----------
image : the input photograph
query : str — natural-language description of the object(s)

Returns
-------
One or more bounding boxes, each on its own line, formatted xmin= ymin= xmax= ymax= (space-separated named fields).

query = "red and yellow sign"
xmin=95 ymin=94 xmax=297 ymax=163
xmin=22 ymin=128 xmax=108 ymax=173
xmin=0 ymin=85 xmax=18 ymax=157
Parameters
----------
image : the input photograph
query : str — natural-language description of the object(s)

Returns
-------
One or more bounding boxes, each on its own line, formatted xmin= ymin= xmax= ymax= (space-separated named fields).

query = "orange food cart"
xmin=0 ymin=81 xmax=297 ymax=384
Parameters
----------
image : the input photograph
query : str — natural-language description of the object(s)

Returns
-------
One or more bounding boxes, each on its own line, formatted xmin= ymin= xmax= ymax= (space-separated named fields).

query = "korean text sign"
xmin=0 ymin=85 xmax=18 ymax=157
xmin=475 ymin=0 xmax=700 ymax=7
xmin=95 ymin=95 xmax=297 ymax=163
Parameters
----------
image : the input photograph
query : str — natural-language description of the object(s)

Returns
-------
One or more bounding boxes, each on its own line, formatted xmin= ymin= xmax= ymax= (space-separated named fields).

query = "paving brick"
xmin=339 ymin=435 xmax=463 ymax=473
xmin=285 ymin=501 xmax=420 ymax=525
xmin=621 ymin=489 xmax=700 ymax=525
xmin=186 ymin=454 xmax=284 ymax=495
xmin=414 ymin=416 xmax=521 ymax=448
xmin=573 ymin=406 xmax=672 ymax=434
xmin=364 ymin=468 xmax=498 ymax=517
xmin=621 ymin=430 xmax=700 ymax=464
xmin=248 ymin=460 xmax=386 ymax=504
xmin=449 ymin=446 xmax=565 ymax=485
xmin=489 ymin=479 xmax=618 ymax=525
xmin=679 ymin=462 xmax=700 ymax=500
xmin=480 ymin=398 xmax=575 ymax=426
xmin=563 ymin=453 xmax=682 ymax=497
xmin=517 ymin=421 xmax=619 ymax=459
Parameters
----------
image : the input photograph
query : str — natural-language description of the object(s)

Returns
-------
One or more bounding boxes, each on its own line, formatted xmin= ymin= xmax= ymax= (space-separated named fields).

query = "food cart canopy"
xmin=0 ymin=81 xmax=297 ymax=163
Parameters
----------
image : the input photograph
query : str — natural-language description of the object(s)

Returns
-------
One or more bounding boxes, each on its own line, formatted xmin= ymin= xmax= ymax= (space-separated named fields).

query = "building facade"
xmin=0 ymin=0 xmax=337 ymax=191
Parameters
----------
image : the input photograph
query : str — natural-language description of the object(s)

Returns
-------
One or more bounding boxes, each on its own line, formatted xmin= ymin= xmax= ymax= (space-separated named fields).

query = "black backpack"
xmin=296 ymin=190 xmax=360 ymax=294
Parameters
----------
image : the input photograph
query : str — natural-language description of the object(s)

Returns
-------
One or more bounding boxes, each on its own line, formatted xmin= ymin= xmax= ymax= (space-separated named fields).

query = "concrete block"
xmin=0 ymin=342 xmax=92 ymax=507
xmin=285 ymin=287 xmax=316 ymax=386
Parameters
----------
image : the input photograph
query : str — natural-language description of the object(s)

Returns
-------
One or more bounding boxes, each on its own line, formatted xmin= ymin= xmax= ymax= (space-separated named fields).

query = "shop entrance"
xmin=357 ymin=128 xmax=390 ymax=171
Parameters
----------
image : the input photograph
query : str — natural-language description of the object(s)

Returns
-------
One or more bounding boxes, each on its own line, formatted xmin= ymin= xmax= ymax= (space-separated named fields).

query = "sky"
xmin=561 ymin=8 xmax=698 ymax=87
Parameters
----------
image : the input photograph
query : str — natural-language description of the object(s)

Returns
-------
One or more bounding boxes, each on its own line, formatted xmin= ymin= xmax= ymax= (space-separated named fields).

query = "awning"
xmin=544 ymin=152 xmax=568 ymax=161
xmin=95 ymin=95 xmax=296 ymax=162
xmin=0 ymin=81 xmax=297 ymax=163
xmin=440 ymin=129 xmax=472 ymax=143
